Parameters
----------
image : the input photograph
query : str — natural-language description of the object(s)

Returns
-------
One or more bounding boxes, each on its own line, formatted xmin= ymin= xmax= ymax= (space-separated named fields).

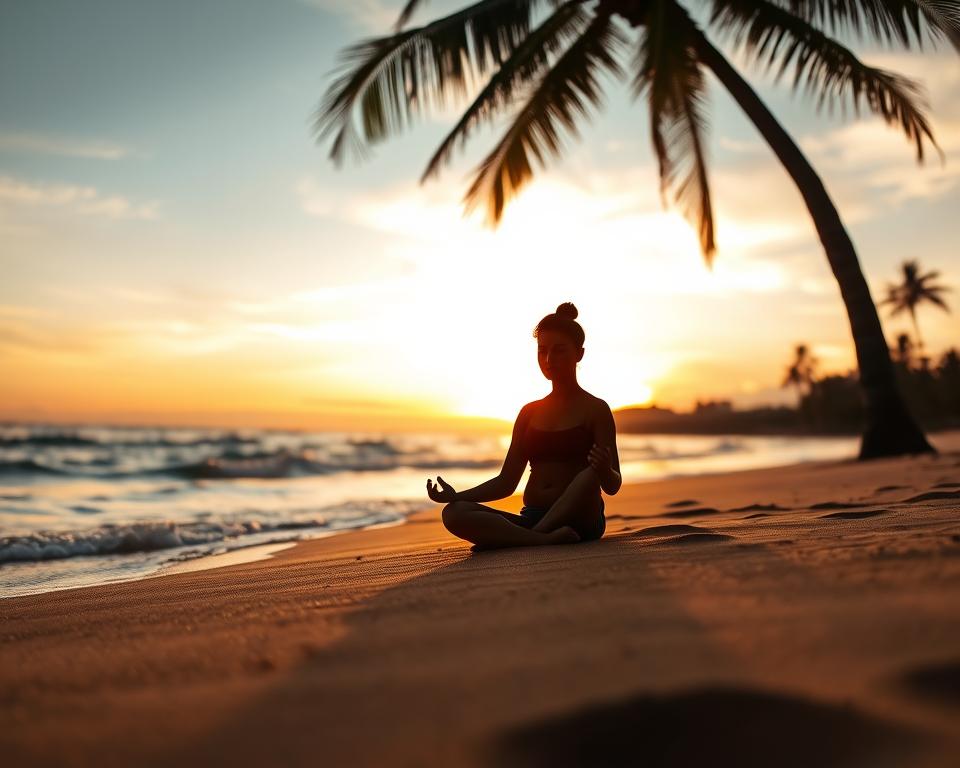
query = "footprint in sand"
xmin=903 ymin=490 xmax=960 ymax=503
xmin=634 ymin=524 xmax=711 ymax=537
xmin=809 ymin=501 xmax=869 ymax=511
xmin=669 ymin=533 xmax=735 ymax=544
xmin=897 ymin=659 xmax=960 ymax=707
xmin=664 ymin=499 xmax=700 ymax=508
xmin=819 ymin=509 xmax=888 ymax=520
xmin=492 ymin=686 xmax=926 ymax=767
xmin=730 ymin=503 xmax=790 ymax=513
xmin=874 ymin=485 xmax=909 ymax=493
xmin=663 ymin=507 xmax=721 ymax=519
xmin=633 ymin=524 xmax=733 ymax=545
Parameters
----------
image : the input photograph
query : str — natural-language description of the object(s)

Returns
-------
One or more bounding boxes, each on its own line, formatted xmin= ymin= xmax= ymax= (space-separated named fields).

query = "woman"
xmin=426 ymin=302 xmax=622 ymax=549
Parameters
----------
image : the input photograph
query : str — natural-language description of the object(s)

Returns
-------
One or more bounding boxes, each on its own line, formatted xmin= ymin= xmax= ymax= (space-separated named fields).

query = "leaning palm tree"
xmin=316 ymin=0 xmax=960 ymax=458
xmin=881 ymin=259 xmax=951 ymax=358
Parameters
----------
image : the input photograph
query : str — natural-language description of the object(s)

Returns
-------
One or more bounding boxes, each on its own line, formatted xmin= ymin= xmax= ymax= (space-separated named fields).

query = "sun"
xmin=599 ymin=380 xmax=656 ymax=411
xmin=452 ymin=367 xmax=547 ymax=423
xmin=625 ymin=382 xmax=655 ymax=408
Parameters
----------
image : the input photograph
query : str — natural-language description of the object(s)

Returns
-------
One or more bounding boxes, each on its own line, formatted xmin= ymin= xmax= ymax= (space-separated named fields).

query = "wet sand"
xmin=2 ymin=432 xmax=960 ymax=767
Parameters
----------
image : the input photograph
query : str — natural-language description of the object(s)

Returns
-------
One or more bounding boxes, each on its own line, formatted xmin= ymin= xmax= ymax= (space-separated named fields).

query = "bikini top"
xmin=525 ymin=421 xmax=594 ymax=464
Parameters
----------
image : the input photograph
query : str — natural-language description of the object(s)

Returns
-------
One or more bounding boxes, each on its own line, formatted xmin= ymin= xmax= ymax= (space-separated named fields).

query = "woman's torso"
xmin=522 ymin=395 xmax=598 ymax=508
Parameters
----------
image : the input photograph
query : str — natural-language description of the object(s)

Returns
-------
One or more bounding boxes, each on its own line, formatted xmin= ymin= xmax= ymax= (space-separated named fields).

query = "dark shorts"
xmin=500 ymin=497 xmax=606 ymax=542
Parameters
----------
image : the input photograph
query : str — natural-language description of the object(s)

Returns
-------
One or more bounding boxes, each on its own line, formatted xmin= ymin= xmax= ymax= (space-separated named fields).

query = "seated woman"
xmin=426 ymin=302 xmax=622 ymax=549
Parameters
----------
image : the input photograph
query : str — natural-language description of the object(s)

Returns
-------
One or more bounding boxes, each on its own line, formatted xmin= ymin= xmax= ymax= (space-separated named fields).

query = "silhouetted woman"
xmin=426 ymin=302 xmax=622 ymax=549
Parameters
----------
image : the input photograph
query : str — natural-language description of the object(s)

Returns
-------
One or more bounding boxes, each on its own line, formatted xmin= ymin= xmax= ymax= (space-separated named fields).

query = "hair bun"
xmin=555 ymin=302 xmax=578 ymax=320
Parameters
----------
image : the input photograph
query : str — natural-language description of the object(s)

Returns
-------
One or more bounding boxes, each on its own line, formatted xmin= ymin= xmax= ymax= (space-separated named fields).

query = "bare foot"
xmin=548 ymin=526 xmax=581 ymax=545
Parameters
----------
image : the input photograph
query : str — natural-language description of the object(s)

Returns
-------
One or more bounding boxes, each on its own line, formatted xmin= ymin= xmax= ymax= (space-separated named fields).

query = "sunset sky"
xmin=2 ymin=0 xmax=958 ymax=434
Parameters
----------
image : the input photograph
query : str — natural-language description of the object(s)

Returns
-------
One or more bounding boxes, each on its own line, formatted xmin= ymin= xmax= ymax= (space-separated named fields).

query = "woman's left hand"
xmin=588 ymin=443 xmax=612 ymax=476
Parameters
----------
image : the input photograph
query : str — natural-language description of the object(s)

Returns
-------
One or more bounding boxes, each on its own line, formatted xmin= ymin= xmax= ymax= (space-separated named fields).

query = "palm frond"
xmin=887 ymin=305 xmax=909 ymax=317
xmin=463 ymin=11 xmax=625 ymax=223
xmin=395 ymin=0 xmax=428 ymax=31
xmin=635 ymin=1 xmax=716 ymax=259
xmin=881 ymin=284 xmax=901 ymax=305
xmin=709 ymin=0 xmax=941 ymax=162
xmin=884 ymin=258 xmax=953 ymax=315
xmin=316 ymin=0 xmax=544 ymax=164
xmin=421 ymin=1 xmax=591 ymax=182
xmin=780 ymin=1 xmax=960 ymax=52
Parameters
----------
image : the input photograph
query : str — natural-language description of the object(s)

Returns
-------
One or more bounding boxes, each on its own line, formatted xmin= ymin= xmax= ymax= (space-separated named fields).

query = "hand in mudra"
xmin=588 ymin=443 xmax=612 ymax=475
xmin=426 ymin=475 xmax=457 ymax=503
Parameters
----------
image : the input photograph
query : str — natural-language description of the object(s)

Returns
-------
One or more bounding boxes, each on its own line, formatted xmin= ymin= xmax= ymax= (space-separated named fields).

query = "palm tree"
xmin=893 ymin=332 xmax=915 ymax=367
xmin=782 ymin=343 xmax=820 ymax=426
xmin=316 ymin=1 xmax=960 ymax=458
xmin=782 ymin=343 xmax=818 ymax=402
xmin=881 ymin=259 xmax=952 ymax=359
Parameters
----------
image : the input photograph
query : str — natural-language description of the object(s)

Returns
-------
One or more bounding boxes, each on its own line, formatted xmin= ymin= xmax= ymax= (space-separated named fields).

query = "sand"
xmin=2 ymin=432 xmax=960 ymax=767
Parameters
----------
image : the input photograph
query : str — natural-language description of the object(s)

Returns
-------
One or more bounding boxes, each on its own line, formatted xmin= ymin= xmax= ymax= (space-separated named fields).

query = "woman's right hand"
xmin=426 ymin=475 xmax=458 ymax=503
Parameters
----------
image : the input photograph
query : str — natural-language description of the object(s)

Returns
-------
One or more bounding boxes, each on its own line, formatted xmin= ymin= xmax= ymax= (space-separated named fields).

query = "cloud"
xmin=297 ymin=177 xmax=341 ymax=218
xmin=717 ymin=136 xmax=764 ymax=155
xmin=0 ymin=175 xmax=159 ymax=220
xmin=313 ymin=172 xmax=796 ymax=301
xmin=0 ymin=304 xmax=52 ymax=320
xmin=859 ymin=50 xmax=960 ymax=120
xmin=0 ymin=133 xmax=131 ymax=160
xmin=299 ymin=0 xmax=398 ymax=32
xmin=0 ymin=320 xmax=104 ymax=356
xmin=800 ymin=119 xmax=960 ymax=207
xmin=781 ymin=48 xmax=960 ymax=210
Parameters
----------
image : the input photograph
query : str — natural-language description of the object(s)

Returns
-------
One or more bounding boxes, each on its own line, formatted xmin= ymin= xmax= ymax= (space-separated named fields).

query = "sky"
xmin=1 ymin=0 xmax=958 ymax=434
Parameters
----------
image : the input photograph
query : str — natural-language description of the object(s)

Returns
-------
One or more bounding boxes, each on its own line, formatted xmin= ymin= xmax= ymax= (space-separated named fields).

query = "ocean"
xmin=0 ymin=423 xmax=858 ymax=597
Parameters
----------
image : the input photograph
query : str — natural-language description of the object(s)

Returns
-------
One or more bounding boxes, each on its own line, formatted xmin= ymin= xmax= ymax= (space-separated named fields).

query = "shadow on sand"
xmin=490 ymin=685 xmax=921 ymax=768
xmin=153 ymin=524 xmax=941 ymax=767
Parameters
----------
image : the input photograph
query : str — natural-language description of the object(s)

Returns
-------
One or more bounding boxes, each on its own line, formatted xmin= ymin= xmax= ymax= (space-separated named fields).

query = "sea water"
xmin=0 ymin=424 xmax=857 ymax=597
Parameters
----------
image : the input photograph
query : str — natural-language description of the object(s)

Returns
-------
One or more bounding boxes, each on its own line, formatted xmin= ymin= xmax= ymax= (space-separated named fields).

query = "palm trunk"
xmin=909 ymin=308 xmax=926 ymax=360
xmin=691 ymin=30 xmax=933 ymax=458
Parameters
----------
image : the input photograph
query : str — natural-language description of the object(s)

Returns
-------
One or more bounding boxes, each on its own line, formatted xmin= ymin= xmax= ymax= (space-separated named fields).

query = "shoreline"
xmin=0 ymin=428 xmax=954 ymax=599
xmin=2 ymin=435 xmax=959 ymax=766
xmin=0 ymin=431 xmax=866 ymax=600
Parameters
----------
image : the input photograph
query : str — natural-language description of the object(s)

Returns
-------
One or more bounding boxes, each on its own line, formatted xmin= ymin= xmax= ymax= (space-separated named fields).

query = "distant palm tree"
xmin=881 ymin=259 xmax=951 ymax=359
xmin=316 ymin=1 xmax=960 ymax=458
xmin=893 ymin=332 xmax=915 ymax=367
xmin=782 ymin=343 xmax=818 ymax=402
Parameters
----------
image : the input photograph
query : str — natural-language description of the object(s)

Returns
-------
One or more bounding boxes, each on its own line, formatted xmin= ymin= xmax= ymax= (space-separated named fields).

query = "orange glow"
xmin=619 ymin=384 xmax=655 ymax=409
xmin=4 ymin=165 xmax=957 ymax=432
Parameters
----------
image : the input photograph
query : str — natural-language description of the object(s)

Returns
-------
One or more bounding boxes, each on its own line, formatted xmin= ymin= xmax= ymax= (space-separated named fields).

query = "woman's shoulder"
xmin=518 ymin=398 xmax=545 ymax=417
xmin=584 ymin=394 xmax=613 ymax=429
xmin=514 ymin=399 xmax=544 ymax=429
xmin=518 ymin=394 xmax=610 ymax=427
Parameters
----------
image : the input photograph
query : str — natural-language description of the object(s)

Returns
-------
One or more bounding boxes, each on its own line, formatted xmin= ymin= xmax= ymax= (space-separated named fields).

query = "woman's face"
xmin=537 ymin=329 xmax=582 ymax=380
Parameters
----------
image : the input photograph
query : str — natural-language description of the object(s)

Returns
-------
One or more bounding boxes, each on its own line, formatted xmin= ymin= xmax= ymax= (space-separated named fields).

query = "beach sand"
xmin=2 ymin=433 xmax=960 ymax=767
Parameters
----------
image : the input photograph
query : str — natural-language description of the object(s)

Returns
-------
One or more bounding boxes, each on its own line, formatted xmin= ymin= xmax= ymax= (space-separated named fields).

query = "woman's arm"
xmin=591 ymin=400 xmax=622 ymax=496
xmin=455 ymin=403 xmax=533 ymax=502
xmin=453 ymin=475 xmax=515 ymax=503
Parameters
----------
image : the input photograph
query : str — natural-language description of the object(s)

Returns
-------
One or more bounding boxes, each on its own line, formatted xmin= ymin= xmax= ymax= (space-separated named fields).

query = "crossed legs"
xmin=441 ymin=466 xmax=602 ymax=550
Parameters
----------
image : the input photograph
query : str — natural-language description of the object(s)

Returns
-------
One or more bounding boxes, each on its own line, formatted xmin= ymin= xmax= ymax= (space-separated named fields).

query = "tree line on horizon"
xmin=613 ymin=335 xmax=958 ymax=436
xmin=784 ymin=256 xmax=954 ymax=432
xmin=616 ymin=256 xmax=955 ymax=436
xmin=783 ymin=341 xmax=960 ymax=433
